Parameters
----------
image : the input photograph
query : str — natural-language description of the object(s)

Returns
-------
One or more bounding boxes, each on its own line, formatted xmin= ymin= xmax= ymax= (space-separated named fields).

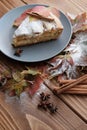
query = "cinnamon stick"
xmin=63 ymin=88 xmax=87 ymax=95
xmin=69 ymin=85 xmax=87 ymax=89
xmin=62 ymin=84 xmax=87 ymax=94
xmin=53 ymin=74 xmax=87 ymax=94
xmin=44 ymin=74 xmax=87 ymax=95
xmin=59 ymin=79 xmax=87 ymax=85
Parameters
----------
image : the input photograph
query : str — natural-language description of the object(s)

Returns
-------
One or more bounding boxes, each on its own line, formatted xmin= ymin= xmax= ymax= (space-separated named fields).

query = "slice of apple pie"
xmin=12 ymin=6 xmax=63 ymax=47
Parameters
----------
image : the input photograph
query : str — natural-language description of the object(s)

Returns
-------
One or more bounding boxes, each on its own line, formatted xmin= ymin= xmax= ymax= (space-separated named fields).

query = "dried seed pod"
xmin=49 ymin=105 xmax=58 ymax=114
xmin=38 ymin=92 xmax=58 ymax=115
xmin=38 ymin=101 xmax=47 ymax=111
xmin=14 ymin=48 xmax=23 ymax=57
xmin=40 ymin=92 xmax=46 ymax=101
xmin=40 ymin=92 xmax=50 ymax=101
xmin=46 ymin=103 xmax=53 ymax=109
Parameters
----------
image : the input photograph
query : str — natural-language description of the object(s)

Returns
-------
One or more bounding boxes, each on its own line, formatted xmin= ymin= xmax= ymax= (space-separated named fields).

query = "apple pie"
xmin=12 ymin=6 xmax=63 ymax=47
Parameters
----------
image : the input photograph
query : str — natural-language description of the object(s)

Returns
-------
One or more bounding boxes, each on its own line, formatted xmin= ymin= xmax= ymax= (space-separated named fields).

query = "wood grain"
xmin=11 ymin=85 xmax=87 ymax=130
xmin=0 ymin=93 xmax=30 ymax=130
xmin=0 ymin=0 xmax=25 ymax=17
xmin=0 ymin=118 xmax=9 ymax=130
xmin=0 ymin=87 xmax=87 ymax=130
xmin=69 ymin=0 xmax=87 ymax=11
xmin=22 ymin=0 xmax=83 ymax=14
xmin=59 ymin=94 xmax=87 ymax=123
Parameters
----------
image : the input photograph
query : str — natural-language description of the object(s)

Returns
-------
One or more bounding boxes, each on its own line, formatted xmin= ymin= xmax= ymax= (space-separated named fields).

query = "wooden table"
xmin=0 ymin=0 xmax=87 ymax=130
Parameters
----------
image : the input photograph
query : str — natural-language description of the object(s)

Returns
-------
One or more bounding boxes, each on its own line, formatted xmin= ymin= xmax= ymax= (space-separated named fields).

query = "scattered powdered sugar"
xmin=65 ymin=31 xmax=87 ymax=66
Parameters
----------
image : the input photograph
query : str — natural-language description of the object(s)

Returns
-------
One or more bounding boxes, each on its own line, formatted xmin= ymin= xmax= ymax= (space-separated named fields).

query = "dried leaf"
xmin=12 ymin=71 xmax=24 ymax=82
xmin=21 ymin=67 xmax=41 ymax=76
xmin=67 ymin=12 xmax=87 ymax=33
xmin=12 ymin=80 xmax=28 ymax=96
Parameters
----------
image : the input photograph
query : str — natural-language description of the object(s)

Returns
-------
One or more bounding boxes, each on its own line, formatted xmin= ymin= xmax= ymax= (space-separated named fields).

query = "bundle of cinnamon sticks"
xmin=44 ymin=74 xmax=87 ymax=95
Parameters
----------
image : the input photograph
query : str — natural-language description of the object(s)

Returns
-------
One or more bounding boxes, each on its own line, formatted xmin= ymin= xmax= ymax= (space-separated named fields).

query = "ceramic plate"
xmin=0 ymin=4 xmax=72 ymax=62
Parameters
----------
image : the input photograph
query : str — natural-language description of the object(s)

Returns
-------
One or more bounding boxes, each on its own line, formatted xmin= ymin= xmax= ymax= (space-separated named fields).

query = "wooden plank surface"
xmin=0 ymin=0 xmax=87 ymax=129
xmin=69 ymin=0 xmax=87 ymax=11
xmin=59 ymin=94 xmax=87 ymax=122
xmin=22 ymin=0 xmax=83 ymax=14
xmin=0 ymin=0 xmax=25 ymax=17
xmin=0 ymin=88 xmax=87 ymax=130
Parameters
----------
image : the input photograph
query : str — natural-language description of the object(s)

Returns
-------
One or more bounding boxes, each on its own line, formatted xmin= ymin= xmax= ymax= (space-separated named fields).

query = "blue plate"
xmin=0 ymin=4 xmax=72 ymax=62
